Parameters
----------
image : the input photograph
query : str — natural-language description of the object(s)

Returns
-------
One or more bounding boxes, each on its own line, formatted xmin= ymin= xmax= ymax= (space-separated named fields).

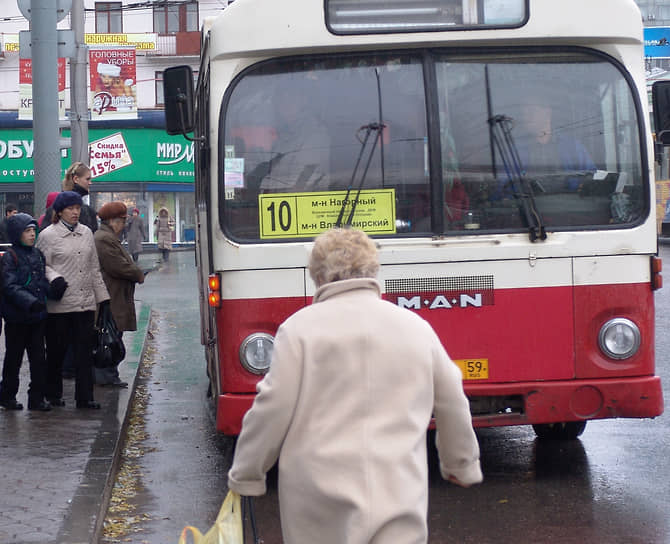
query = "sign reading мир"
xmin=258 ymin=189 xmax=396 ymax=239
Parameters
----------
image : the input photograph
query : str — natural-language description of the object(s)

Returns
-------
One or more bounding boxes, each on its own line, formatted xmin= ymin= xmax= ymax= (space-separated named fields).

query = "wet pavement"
xmin=3 ymin=246 xmax=670 ymax=543
xmin=0 ymin=253 xmax=155 ymax=544
xmin=98 ymin=249 xmax=236 ymax=544
xmin=102 ymin=247 xmax=670 ymax=544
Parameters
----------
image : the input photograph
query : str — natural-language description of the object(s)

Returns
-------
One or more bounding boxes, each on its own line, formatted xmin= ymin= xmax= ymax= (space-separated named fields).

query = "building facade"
xmin=637 ymin=0 xmax=670 ymax=25
xmin=0 ymin=0 xmax=230 ymax=242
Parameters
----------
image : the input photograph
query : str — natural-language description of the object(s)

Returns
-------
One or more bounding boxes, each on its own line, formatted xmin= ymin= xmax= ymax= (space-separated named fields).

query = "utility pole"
xmin=69 ymin=0 xmax=88 ymax=163
xmin=31 ymin=0 xmax=61 ymax=217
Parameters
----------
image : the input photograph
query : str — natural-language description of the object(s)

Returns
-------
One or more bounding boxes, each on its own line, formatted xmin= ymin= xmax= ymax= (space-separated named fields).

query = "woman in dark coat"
xmin=125 ymin=208 xmax=145 ymax=262
xmin=61 ymin=162 xmax=98 ymax=232
xmin=93 ymin=201 xmax=145 ymax=386
xmin=41 ymin=163 xmax=98 ymax=233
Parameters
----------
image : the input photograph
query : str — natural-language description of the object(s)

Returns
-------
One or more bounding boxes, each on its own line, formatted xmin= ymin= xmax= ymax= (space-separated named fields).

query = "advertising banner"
xmin=2 ymin=34 xmax=19 ymax=53
xmin=89 ymin=132 xmax=133 ymax=178
xmin=89 ymin=47 xmax=138 ymax=120
xmin=84 ymin=33 xmax=157 ymax=51
xmin=18 ymin=58 xmax=67 ymax=120
xmin=645 ymin=27 xmax=670 ymax=59
xmin=0 ymin=128 xmax=194 ymax=184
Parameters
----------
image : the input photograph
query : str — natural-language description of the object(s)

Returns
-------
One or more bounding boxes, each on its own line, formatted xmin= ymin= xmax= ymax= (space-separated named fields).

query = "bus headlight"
xmin=239 ymin=333 xmax=274 ymax=374
xmin=598 ymin=318 xmax=640 ymax=360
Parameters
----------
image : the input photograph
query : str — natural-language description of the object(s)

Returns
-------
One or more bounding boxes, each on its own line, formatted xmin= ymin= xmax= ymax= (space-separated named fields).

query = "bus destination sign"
xmin=258 ymin=189 xmax=396 ymax=239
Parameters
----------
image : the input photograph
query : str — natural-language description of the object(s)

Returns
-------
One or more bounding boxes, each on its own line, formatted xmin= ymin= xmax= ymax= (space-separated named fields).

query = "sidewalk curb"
xmin=56 ymin=302 xmax=153 ymax=544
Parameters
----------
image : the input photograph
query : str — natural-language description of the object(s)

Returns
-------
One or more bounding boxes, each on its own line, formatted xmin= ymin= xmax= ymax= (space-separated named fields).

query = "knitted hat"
xmin=53 ymin=191 xmax=83 ymax=213
xmin=98 ymin=201 xmax=127 ymax=221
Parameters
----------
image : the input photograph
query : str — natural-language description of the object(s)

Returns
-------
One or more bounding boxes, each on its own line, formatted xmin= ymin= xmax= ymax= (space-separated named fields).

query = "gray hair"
xmin=309 ymin=228 xmax=379 ymax=288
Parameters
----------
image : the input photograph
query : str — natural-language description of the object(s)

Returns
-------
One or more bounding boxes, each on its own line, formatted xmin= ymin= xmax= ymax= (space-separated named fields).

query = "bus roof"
xmin=208 ymin=0 xmax=642 ymax=61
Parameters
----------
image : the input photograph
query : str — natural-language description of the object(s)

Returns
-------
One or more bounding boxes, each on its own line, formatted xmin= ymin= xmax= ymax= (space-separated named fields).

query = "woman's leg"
xmin=45 ymin=313 xmax=68 ymax=401
xmin=72 ymin=311 xmax=96 ymax=404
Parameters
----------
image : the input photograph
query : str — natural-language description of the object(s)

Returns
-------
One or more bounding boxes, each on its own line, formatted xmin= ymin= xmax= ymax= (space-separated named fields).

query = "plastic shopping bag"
xmin=178 ymin=490 xmax=243 ymax=544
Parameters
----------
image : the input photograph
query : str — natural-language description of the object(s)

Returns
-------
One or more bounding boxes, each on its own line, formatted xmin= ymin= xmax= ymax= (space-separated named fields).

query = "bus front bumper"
xmin=216 ymin=376 xmax=664 ymax=435
xmin=465 ymin=375 xmax=664 ymax=428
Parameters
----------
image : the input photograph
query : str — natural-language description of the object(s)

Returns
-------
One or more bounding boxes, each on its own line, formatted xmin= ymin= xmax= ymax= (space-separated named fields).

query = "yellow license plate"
xmin=454 ymin=359 xmax=489 ymax=380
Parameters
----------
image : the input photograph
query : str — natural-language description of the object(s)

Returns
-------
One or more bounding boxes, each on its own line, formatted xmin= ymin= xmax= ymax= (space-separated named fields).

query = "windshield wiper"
xmin=335 ymin=122 xmax=385 ymax=227
xmin=488 ymin=115 xmax=547 ymax=242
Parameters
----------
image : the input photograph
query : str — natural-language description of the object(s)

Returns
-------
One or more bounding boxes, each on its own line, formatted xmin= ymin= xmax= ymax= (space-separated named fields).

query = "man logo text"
xmin=397 ymin=294 xmax=483 ymax=310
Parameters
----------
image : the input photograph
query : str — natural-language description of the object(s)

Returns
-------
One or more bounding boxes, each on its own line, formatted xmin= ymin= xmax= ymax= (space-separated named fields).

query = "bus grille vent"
xmin=385 ymin=275 xmax=494 ymax=294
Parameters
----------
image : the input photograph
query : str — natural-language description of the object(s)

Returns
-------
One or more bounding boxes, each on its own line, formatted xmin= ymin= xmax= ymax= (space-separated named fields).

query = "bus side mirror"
xmin=164 ymin=65 xmax=195 ymax=136
xmin=652 ymin=80 xmax=670 ymax=145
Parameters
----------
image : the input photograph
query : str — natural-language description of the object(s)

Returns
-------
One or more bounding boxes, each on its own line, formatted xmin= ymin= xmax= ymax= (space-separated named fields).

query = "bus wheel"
xmin=532 ymin=421 xmax=586 ymax=440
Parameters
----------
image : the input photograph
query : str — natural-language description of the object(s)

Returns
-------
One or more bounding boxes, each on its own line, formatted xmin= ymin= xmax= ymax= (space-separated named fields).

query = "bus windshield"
xmin=221 ymin=49 xmax=646 ymax=242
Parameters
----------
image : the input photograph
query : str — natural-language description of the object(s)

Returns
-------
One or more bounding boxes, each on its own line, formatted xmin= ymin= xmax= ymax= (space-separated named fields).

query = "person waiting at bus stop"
xmin=41 ymin=164 xmax=98 ymax=233
xmin=228 ymin=227 xmax=482 ymax=544
xmin=36 ymin=191 xmax=110 ymax=409
xmin=94 ymin=201 xmax=145 ymax=387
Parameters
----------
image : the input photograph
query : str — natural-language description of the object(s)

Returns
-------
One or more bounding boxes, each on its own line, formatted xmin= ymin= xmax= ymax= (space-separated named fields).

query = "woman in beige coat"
xmin=154 ymin=207 xmax=174 ymax=262
xmin=36 ymin=191 xmax=110 ymax=409
xmin=228 ymin=228 xmax=482 ymax=544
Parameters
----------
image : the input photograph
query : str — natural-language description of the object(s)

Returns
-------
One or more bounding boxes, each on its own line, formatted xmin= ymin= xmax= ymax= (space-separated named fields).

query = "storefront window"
xmin=92 ymin=191 xmax=150 ymax=242
xmin=178 ymin=192 xmax=196 ymax=242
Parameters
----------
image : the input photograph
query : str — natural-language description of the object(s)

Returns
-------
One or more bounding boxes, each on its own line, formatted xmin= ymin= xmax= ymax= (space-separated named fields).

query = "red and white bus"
xmin=164 ymin=0 xmax=664 ymax=438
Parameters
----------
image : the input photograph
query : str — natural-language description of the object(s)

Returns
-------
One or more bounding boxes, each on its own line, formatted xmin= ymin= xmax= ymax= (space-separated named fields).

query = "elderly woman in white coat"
xmin=228 ymin=227 xmax=482 ymax=544
xmin=36 ymin=191 xmax=110 ymax=409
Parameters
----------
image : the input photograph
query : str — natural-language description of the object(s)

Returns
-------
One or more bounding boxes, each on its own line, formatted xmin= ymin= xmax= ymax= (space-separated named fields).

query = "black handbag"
xmin=93 ymin=303 xmax=126 ymax=369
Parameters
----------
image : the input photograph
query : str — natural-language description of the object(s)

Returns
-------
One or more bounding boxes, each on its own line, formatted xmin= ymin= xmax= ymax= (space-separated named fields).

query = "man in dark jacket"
xmin=0 ymin=203 xmax=18 ymax=243
xmin=0 ymin=213 xmax=65 ymax=411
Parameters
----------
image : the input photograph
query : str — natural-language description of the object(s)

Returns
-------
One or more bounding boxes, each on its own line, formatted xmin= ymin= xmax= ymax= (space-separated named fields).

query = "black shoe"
xmin=0 ymin=399 xmax=24 ymax=410
xmin=102 ymin=380 xmax=128 ymax=388
xmin=46 ymin=397 xmax=65 ymax=407
xmin=76 ymin=400 xmax=101 ymax=409
xmin=28 ymin=400 xmax=52 ymax=412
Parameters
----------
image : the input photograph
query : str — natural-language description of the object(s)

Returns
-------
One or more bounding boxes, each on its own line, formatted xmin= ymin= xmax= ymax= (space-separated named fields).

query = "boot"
xmin=28 ymin=399 xmax=52 ymax=411
xmin=0 ymin=398 xmax=24 ymax=410
xmin=76 ymin=400 xmax=101 ymax=409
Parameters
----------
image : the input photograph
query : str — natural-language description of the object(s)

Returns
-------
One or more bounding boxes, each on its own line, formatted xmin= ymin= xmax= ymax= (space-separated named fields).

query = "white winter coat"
xmin=228 ymin=277 xmax=482 ymax=544
xmin=36 ymin=220 xmax=109 ymax=313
